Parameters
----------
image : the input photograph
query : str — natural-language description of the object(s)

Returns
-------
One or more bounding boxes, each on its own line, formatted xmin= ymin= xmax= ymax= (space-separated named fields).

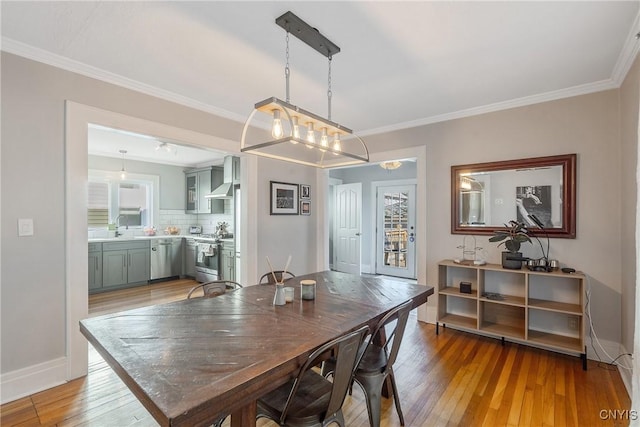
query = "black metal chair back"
xmin=257 ymin=325 xmax=369 ymax=426
xmin=187 ymin=280 xmax=243 ymax=299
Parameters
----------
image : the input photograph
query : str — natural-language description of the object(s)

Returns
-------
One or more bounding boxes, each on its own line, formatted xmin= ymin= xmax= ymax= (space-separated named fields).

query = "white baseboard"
xmin=614 ymin=345 xmax=633 ymax=398
xmin=361 ymin=263 xmax=372 ymax=274
xmin=1 ymin=357 xmax=67 ymax=404
xmin=417 ymin=303 xmax=437 ymax=324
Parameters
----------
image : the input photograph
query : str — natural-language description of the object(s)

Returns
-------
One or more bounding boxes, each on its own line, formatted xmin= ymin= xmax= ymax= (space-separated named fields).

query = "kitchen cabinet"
xmin=220 ymin=241 xmax=235 ymax=281
xmin=88 ymin=242 xmax=102 ymax=291
xmin=101 ymin=240 xmax=150 ymax=290
xmin=183 ymin=238 xmax=197 ymax=278
xmin=232 ymin=156 xmax=241 ymax=184
xmin=211 ymin=167 xmax=224 ymax=214
xmin=436 ymin=260 xmax=587 ymax=369
xmin=185 ymin=167 xmax=219 ymax=214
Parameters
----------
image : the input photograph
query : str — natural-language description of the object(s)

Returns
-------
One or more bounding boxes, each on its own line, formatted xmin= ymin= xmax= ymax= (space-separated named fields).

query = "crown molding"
xmin=611 ymin=9 xmax=640 ymax=85
xmin=359 ymin=79 xmax=618 ymax=137
xmin=0 ymin=37 xmax=247 ymax=126
xmin=1 ymin=35 xmax=635 ymax=139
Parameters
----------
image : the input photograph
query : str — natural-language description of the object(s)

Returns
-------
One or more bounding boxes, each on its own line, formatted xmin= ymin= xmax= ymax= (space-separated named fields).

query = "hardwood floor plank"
xmin=1 ymin=278 xmax=631 ymax=427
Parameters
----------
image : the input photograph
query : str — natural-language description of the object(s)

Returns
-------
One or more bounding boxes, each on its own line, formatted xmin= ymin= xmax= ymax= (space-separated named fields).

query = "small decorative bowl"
xmin=165 ymin=226 xmax=180 ymax=235
xmin=143 ymin=227 xmax=156 ymax=236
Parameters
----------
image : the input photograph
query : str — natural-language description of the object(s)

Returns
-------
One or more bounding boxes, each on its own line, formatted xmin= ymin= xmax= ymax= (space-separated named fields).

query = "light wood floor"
xmin=1 ymin=278 xmax=631 ymax=426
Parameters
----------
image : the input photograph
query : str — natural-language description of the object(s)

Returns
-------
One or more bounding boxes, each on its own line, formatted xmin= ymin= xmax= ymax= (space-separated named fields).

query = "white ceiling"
xmin=2 ymin=1 xmax=640 ymax=164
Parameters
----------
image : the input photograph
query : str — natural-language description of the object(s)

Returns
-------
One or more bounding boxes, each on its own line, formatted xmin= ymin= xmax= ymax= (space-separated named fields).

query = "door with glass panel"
xmin=376 ymin=185 xmax=416 ymax=278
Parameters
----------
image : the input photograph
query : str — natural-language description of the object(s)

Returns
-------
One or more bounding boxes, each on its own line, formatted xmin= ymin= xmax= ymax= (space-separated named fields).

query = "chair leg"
xmin=388 ymin=370 xmax=405 ymax=426
xmin=354 ymin=374 xmax=386 ymax=427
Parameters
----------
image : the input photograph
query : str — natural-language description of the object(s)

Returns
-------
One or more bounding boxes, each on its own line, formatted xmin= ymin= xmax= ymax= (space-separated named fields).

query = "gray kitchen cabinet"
xmin=88 ymin=242 xmax=102 ymax=291
xmin=185 ymin=167 xmax=221 ymax=214
xmin=101 ymin=240 xmax=150 ymax=290
xmin=184 ymin=238 xmax=196 ymax=278
xmin=211 ymin=167 xmax=224 ymax=214
xmin=232 ymin=156 xmax=241 ymax=184
xmin=220 ymin=241 xmax=235 ymax=281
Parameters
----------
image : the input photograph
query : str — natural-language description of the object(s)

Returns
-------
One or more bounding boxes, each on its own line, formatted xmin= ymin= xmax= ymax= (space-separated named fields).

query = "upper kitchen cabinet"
xmin=232 ymin=156 xmax=241 ymax=185
xmin=185 ymin=167 xmax=223 ymax=214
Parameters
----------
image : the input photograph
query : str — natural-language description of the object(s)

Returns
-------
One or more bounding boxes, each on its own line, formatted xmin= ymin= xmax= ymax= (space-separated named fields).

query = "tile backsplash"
xmin=88 ymin=208 xmax=233 ymax=239
xmin=158 ymin=209 xmax=233 ymax=235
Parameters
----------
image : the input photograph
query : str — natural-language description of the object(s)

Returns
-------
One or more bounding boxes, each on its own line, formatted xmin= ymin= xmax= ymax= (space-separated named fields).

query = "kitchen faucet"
xmin=114 ymin=215 xmax=128 ymax=237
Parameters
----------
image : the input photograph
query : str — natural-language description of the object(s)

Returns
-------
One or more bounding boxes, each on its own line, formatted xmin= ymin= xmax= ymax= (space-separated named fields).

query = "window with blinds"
xmin=87 ymin=177 xmax=153 ymax=228
xmin=88 ymin=182 xmax=109 ymax=227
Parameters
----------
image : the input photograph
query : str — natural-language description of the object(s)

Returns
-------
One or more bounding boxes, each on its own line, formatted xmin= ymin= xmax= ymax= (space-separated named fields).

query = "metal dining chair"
xmin=259 ymin=270 xmax=295 ymax=284
xmin=256 ymin=325 xmax=369 ymax=427
xmin=322 ymin=299 xmax=413 ymax=427
xmin=186 ymin=280 xmax=242 ymax=299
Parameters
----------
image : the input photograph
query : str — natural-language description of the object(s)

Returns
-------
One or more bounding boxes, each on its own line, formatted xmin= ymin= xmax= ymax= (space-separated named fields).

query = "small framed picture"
xmin=300 ymin=184 xmax=310 ymax=200
xmin=300 ymin=200 xmax=311 ymax=216
xmin=270 ymin=181 xmax=299 ymax=215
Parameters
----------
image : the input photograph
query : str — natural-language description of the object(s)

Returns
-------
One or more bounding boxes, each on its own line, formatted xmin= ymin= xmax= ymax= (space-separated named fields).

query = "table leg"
xmin=231 ymin=401 xmax=257 ymax=427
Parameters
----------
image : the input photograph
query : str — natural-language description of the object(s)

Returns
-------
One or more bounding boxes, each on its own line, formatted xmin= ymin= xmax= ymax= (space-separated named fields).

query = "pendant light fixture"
xmin=241 ymin=11 xmax=369 ymax=168
xmin=119 ymin=149 xmax=127 ymax=180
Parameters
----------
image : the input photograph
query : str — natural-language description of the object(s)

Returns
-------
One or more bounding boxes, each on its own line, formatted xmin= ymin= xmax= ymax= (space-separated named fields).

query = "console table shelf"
xmin=437 ymin=260 xmax=587 ymax=369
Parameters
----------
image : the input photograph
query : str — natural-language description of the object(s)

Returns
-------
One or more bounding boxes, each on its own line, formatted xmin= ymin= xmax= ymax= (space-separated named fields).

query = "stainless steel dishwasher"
xmin=150 ymin=238 xmax=182 ymax=280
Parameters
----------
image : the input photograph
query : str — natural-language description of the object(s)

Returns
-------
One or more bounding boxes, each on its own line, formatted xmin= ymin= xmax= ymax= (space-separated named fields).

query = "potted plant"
xmin=489 ymin=220 xmax=532 ymax=269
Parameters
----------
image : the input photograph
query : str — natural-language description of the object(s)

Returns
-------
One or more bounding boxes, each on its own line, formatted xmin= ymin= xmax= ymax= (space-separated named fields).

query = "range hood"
xmin=205 ymin=156 xmax=234 ymax=199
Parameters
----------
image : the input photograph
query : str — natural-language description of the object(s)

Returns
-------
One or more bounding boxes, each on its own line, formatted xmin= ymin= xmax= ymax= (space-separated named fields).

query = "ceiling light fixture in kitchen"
xmin=380 ymin=161 xmax=402 ymax=170
xmin=156 ymin=142 xmax=171 ymax=152
xmin=119 ymin=149 xmax=127 ymax=180
xmin=240 ymin=11 xmax=369 ymax=168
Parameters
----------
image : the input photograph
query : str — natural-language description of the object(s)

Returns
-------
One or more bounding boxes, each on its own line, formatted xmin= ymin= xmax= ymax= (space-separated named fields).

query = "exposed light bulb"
xmin=271 ymin=110 xmax=284 ymax=139
xmin=291 ymin=116 xmax=300 ymax=143
xmin=332 ymin=134 xmax=341 ymax=155
xmin=320 ymin=128 xmax=328 ymax=152
xmin=306 ymin=122 xmax=315 ymax=148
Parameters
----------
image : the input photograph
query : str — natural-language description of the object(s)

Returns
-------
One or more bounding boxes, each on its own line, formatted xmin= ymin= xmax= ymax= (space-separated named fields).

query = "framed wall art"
xmin=300 ymin=200 xmax=311 ymax=216
xmin=300 ymin=184 xmax=310 ymax=200
xmin=270 ymin=181 xmax=299 ymax=215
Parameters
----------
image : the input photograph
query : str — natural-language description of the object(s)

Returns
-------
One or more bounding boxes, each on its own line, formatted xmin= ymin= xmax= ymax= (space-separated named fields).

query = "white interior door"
xmin=335 ymin=183 xmax=362 ymax=274
xmin=376 ymin=185 xmax=416 ymax=278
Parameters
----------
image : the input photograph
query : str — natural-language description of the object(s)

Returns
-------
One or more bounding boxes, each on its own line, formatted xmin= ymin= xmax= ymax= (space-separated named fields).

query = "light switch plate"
xmin=18 ymin=218 xmax=34 ymax=237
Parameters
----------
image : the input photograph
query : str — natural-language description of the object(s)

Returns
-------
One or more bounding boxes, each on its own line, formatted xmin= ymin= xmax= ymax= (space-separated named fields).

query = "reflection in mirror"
xmin=452 ymin=154 xmax=576 ymax=238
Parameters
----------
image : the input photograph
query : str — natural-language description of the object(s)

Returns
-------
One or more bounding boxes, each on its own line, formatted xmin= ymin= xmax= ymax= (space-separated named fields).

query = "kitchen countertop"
xmin=88 ymin=235 xmax=186 ymax=243
xmin=89 ymin=235 xmax=234 ymax=243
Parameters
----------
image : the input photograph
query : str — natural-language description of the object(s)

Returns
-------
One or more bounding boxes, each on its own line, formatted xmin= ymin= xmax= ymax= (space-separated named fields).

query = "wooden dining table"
xmin=80 ymin=271 xmax=434 ymax=427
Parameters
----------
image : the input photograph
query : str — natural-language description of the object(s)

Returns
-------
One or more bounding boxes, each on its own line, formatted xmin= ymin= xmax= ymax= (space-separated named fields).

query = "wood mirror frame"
xmin=451 ymin=153 xmax=576 ymax=238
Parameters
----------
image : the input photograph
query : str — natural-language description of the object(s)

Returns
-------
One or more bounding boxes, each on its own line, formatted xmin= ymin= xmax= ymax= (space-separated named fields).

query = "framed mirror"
xmin=451 ymin=154 xmax=576 ymax=238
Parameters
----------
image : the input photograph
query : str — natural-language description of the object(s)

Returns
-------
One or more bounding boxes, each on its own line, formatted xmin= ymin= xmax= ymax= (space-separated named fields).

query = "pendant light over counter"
xmin=240 ymin=11 xmax=369 ymax=169
xmin=119 ymin=149 xmax=127 ymax=180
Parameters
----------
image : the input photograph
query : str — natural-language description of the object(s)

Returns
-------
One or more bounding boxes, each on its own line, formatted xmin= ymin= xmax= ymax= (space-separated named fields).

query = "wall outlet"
xmin=568 ymin=316 xmax=579 ymax=330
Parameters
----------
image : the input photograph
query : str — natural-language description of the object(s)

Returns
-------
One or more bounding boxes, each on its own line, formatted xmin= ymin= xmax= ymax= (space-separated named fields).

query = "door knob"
xmin=355 ymin=233 xmax=362 ymax=236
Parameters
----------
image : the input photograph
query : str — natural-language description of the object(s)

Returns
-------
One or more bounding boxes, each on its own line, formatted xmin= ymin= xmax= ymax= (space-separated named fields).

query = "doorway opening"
xmin=328 ymin=160 xmax=417 ymax=277
xmin=66 ymin=102 xmax=247 ymax=381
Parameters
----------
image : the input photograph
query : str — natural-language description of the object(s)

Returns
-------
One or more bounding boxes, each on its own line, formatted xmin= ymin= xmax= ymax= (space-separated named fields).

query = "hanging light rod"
xmin=275 ymin=11 xmax=340 ymax=58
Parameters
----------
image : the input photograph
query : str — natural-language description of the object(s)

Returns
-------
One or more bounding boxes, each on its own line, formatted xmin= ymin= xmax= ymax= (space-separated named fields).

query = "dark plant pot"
xmin=502 ymin=251 xmax=523 ymax=270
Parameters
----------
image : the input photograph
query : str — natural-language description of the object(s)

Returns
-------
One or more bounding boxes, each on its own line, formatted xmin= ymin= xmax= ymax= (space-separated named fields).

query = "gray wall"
xmin=257 ymin=157 xmax=319 ymax=277
xmin=330 ymin=162 xmax=417 ymax=272
xmin=88 ymin=155 xmax=187 ymax=210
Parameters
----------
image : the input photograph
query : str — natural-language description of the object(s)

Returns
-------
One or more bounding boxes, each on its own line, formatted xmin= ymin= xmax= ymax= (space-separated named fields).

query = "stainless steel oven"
xmin=195 ymin=241 xmax=220 ymax=282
